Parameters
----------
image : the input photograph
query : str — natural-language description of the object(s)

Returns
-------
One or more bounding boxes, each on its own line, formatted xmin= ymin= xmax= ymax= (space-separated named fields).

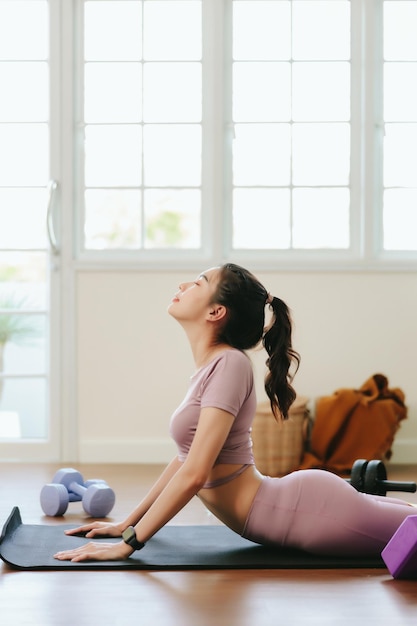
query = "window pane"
xmin=0 ymin=0 xmax=47 ymax=60
xmin=0 ymin=378 xmax=47 ymax=439
xmin=0 ymin=62 xmax=48 ymax=122
xmin=0 ymin=189 xmax=47 ymax=249
xmin=383 ymin=189 xmax=417 ymax=251
xmin=384 ymin=63 xmax=417 ymax=121
xmin=293 ymin=62 xmax=350 ymax=121
xmin=144 ymin=125 xmax=201 ymax=186
xmin=85 ymin=125 xmax=142 ymax=187
xmin=293 ymin=188 xmax=350 ymax=248
xmin=293 ymin=1 xmax=350 ymax=60
xmin=233 ymin=62 xmax=291 ymax=122
xmin=0 ymin=252 xmax=47 ymax=309
xmin=0 ymin=313 xmax=46 ymax=375
xmin=384 ymin=1 xmax=417 ymax=60
xmin=233 ymin=124 xmax=290 ymax=186
xmin=144 ymin=62 xmax=201 ymax=122
xmin=82 ymin=1 xmax=203 ymax=253
xmin=85 ymin=63 xmax=142 ymax=123
xmin=84 ymin=190 xmax=141 ymax=250
xmin=0 ymin=408 xmax=21 ymax=438
xmin=231 ymin=0 xmax=352 ymax=256
xmin=233 ymin=1 xmax=291 ymax=60
xmin=85 ymin=1 xmax=142 ymax=60
xmin=0 ymin=124 xmax=48 ymax=186
xmin=292 ymin=123 xmax=350 ymax=185
xmin=144 ymin=1 xmax=201 ymax=60
xmin=383 ymin=3 xmax=417 ymax=253
xmin=233 ymin=188 xmax=291 ymax=249
xmin=384 ymin=123 xmax=417 ymax=187
xmin=144 ymin=189 xmax=201 ymax=249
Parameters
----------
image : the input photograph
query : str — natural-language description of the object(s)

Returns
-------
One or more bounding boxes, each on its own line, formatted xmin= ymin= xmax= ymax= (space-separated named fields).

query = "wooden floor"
xmin=1 ymin=462 xmax=417 ymax=626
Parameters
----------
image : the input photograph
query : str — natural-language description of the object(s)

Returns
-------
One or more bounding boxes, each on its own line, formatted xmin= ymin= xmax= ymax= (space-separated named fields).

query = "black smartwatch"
xmin=122 ymin=526 xmax=145 ymax=551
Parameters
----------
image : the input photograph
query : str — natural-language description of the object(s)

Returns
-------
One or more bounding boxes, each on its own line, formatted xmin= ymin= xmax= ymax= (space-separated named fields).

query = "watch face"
xmin=122 ymin=526 xmax=144 ymax=550
xmin=122 ymin=527 xmax=135 ymax=543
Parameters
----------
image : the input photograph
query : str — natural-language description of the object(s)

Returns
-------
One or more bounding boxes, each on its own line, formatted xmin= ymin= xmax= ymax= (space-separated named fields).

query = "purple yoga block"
xmin=382 ymin=515 xmax=417 ymax=579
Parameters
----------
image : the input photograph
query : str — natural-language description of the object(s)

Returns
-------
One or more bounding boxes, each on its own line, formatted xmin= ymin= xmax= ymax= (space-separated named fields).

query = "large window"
xmin=2 ymin=1 xmax=415 ymax=275
xmin=75 ymin=0 xmax=417 ymax=269
xmin=0 ymin=0 xmax=50 ymax=440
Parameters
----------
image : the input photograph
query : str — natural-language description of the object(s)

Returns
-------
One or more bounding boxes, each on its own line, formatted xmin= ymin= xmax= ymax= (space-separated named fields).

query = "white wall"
xmin=77 ymin=270 xmax=417 ymax=464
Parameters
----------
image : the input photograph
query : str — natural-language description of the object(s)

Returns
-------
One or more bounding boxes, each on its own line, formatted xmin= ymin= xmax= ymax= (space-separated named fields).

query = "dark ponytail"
xmin=263 ymin=296 xmax=300 ymax=420
xmin=212 ymin=263 xmax=300 ymax=420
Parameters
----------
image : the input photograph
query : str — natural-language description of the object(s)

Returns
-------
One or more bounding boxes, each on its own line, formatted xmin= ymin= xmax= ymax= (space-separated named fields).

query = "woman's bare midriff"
xmin=197 ymin=464 xmax=264 ymax=535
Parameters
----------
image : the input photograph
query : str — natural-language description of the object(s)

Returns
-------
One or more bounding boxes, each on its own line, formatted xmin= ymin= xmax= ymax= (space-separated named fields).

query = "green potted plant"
xmin=0 ymin=295 xmax=40 ymax=401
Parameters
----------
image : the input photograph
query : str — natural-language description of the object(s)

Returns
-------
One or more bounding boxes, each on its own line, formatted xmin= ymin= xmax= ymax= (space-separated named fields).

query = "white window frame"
xmin=66 ymin=0 xmax=417 ymax=273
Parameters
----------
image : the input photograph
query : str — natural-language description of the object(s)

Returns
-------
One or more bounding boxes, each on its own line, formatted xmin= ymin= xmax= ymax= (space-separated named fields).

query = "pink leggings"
xmin=242 ymin=470 xmax=415 ymax=556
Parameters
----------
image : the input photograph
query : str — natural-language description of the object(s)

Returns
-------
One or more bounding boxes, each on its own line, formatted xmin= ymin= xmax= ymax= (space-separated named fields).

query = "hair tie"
xmin=265 ymin=293 xmax=274 ymax=305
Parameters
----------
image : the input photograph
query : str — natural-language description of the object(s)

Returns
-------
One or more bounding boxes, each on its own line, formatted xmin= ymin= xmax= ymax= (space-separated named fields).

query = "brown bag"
xmin=298 ymin=374 xmax=407 ymax=475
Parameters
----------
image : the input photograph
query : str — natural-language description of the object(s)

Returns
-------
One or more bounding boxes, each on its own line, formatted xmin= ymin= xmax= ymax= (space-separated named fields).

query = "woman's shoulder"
xmin=200 ymin=348 xmax=254 ymax=407
xmin=192 ymin=349 xmax=252 ymax=383
xmin=209 ymin=348 xmax=252 ymax=376
xmin=226 ymin=348 xmax=251 ymax=362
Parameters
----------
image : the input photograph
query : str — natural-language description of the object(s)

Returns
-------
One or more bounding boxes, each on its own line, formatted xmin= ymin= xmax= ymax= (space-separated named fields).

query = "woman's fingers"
xmin=64 ymin=522 xmax=120 ymax=538
xmin=54 ymin=541 xmax=127 ymax=562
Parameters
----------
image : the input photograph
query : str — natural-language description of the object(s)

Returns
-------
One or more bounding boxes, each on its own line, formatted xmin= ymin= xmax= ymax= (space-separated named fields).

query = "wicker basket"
xmin=252 ymin=396 xmax=310 ymax=477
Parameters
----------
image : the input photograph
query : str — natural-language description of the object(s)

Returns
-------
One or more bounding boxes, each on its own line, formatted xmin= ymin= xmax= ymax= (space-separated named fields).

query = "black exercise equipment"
xmin=347 ymin=459 xmax=417 ymax=496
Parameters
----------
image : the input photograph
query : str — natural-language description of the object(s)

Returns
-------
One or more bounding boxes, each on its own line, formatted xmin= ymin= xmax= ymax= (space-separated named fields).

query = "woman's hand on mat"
xmin=64 ymin=521 xmax=123 ymax=539
xmin=54 ymin=540 xmax=133 ymax=562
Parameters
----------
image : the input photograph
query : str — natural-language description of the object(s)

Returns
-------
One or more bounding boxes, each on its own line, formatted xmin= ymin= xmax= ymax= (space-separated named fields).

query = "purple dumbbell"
xmin=381 ymin=515 xmax=417 ymax=579
xmin=40 ymin=467 xmax=115 ymax=517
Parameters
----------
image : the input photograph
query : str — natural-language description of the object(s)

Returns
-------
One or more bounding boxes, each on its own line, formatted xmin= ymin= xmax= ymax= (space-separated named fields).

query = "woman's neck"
xmin=179 ymin=319 xmax=231 ymax=368
xmin=195 ymin=345 xmax=232 ymax=369
xmin=188 ymin=334 xmax=230 ymax=369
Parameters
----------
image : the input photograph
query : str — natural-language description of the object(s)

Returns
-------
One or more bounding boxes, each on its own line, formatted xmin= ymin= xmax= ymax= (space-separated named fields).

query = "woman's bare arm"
xmin=55 ymin=407 xmax=234 ymax=560
xmin=128 ymin=407 xmax=235 ymax=542
xmin=64 ymin=456 xmax=184 ymax=538
xmin=122 ymin=456 xmax=185 ymax=528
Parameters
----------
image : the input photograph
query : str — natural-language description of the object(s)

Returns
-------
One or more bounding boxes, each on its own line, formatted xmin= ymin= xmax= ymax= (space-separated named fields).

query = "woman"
xmin=54 ymin=263 xmax=415 ymax=562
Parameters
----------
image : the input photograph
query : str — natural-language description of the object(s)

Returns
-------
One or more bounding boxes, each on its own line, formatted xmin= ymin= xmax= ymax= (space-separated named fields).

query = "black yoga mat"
xmin=0 ymin=507 xmax=385 ymax=571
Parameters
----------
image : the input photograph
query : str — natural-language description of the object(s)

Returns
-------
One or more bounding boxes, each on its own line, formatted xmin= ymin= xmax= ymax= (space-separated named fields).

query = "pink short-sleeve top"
xmin=169 ymin=349 xmax=256 ymax=465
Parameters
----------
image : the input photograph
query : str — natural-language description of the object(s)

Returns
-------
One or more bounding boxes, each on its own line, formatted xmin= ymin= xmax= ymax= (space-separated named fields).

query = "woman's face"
xmin=168 ymin=267 xmax=221 ymax=323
